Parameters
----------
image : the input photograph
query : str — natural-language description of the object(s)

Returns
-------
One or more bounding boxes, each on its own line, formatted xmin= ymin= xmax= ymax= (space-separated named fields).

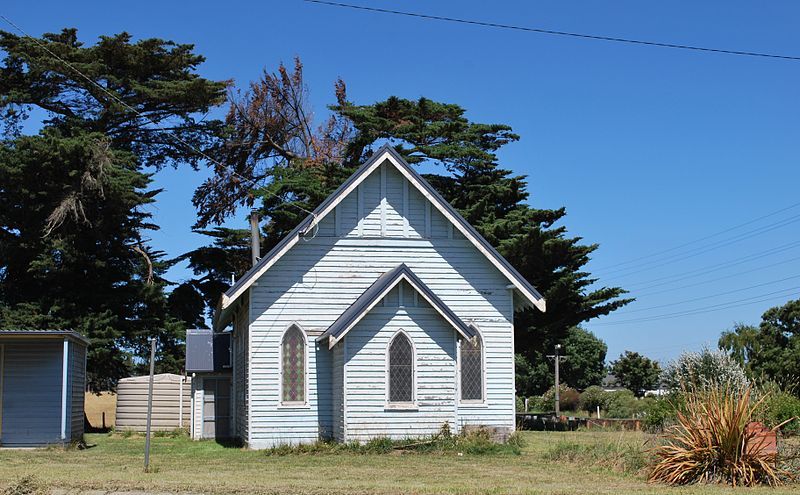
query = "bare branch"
xmin=133 ymin=243 xmax=154 ymax=285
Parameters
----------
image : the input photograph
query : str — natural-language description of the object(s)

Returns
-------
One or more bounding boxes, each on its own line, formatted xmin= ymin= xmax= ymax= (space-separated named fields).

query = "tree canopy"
xmin=560 ymin=328 xmax=608 ymax=390
xmin=719 ymin=298 xmax=800 ymax=390
xmin=610 ymin=351 xmax=662 ymax=397
xmin=0 ymin=32 xmax=630 ymax=393
xmin=182 ymin=59 xmax=632 ymax=394
xmin=0 ymin=28 xmax=226 ymax=389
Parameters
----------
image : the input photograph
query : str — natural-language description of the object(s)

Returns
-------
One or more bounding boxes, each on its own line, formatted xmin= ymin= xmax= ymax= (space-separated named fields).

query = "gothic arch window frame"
xmin=385 ymin=329 xmax=417 ymax=408
xmin=279 ymin=323 xmax=309 ymax=407
xmin=458 ymin=326 xmax=486 ymax=405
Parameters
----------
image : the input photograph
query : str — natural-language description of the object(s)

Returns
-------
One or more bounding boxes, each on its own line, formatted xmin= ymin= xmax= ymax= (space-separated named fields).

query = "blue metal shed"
xmin=0 ymin=330 xmax=89 ymax=447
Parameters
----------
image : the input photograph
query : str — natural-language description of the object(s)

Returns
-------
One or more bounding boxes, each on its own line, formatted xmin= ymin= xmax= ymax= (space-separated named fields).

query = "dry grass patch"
xmin=84 ymin=392 xmax=116 ymax=430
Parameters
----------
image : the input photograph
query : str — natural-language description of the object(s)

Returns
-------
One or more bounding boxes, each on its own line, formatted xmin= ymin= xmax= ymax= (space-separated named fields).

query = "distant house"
xmin=0 ymin=330 xmax=88 ymax=447
xmin=601 ymin=373 xmax=623 ymax=392
xmin=189 ymin=146 xmax=546 ymax=448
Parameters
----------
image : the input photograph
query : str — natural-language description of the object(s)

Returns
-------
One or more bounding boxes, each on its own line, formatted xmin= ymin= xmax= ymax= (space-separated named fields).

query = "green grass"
xmin=0 ymin=431 xmax=797 ymax=494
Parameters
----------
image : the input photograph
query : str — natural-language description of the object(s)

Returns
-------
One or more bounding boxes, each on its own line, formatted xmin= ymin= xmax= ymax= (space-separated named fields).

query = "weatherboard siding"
xmin=191 ymin=379 xmax=203 ymax=439
xmin=332 ymin=343 xmax=345 ymax=441
xmin=247 ymin=238 xmax=516 ymax=445
xmin=316 ymin=163 xmax=444 ymax=240
xmin=361 ymin=170 xmax=383 ymax=237
xmin=343 ymin=307 xmax=457 ymax=441
xmin=316 ymin=344 xmax=333 ymax=439
xmin=244 ymin=164 xmax=517 ymax=447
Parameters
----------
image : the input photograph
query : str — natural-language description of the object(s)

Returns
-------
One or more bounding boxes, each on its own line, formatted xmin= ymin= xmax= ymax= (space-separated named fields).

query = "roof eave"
xmin=0 ymin=330 xmax=90 ymax=346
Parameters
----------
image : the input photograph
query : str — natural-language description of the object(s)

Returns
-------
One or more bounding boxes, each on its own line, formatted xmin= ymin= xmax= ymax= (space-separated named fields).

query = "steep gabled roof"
xmin=318 ymin=264 xmax=477 ymax=349
xmin=214 ymin=145 xmax=545 ymax=329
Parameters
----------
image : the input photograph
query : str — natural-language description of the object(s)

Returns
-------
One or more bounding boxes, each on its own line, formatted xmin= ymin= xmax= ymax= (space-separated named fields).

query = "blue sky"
xmin=5 ymin=0 xmax=799 ymax=364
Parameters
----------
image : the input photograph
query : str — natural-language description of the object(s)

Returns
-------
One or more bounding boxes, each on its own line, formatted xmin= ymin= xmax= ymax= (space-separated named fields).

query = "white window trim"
xmin=458 ymin=327 xmax=487 ymax=406
xmin=385 ymin=329 xmax=417 ymax=408
xmin=278 ymin=323 xmax=309 ymax=408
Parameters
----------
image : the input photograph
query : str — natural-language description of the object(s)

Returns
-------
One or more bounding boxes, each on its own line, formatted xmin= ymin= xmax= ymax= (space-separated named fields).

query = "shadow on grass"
xmin=214 ymin=437 xmax=245 ymax=449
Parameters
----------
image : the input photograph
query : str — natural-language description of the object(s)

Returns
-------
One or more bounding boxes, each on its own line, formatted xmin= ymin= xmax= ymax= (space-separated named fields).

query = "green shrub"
xmin=527 ymin=396 xmax=547 ymax=412
xmin=760 ymin=391 xmax=800 ymax=434
xmin=561 ymin=388 xmax=581 ymax=411
xmin=604 ymin=389 xmax=640 ymax=418
xmin=579 ymin=385 xmax=606 ymax=413
xmin=515 ymin=395 xmax=525 ymax=412
xmin=542 ymin=385 xmax=580 ymax=412
xmin=640 ymin=396 xmax=678 ymax=432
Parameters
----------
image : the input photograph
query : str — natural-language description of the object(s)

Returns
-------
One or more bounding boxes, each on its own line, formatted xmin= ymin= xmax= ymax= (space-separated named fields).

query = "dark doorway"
xmin=202 ymin=377 xmax=231 ymax=439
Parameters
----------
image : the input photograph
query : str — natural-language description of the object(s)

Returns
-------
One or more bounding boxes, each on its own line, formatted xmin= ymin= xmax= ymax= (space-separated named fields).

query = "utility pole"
xmin=249 ymin=210 xmax=261 ymax=267
xmin=546 ymin=344 xmax=567 ymax=416
xmin=144 ymin=337 xmax=156 ymax=472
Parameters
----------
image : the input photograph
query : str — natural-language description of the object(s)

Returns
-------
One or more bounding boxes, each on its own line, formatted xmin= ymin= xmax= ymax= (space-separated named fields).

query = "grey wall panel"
xmin=1 ymin=341 xmax=63 ymax=446
xmin=69 ymin=342 xmax=86 ymax=441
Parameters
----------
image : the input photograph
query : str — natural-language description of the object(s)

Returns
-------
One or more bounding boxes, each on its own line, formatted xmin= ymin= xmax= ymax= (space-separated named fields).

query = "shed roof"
xmin=318 ymin=264 xmax=477 ymax=349
xmin=0 ymin=329 xmax=89 ymax=345
xmin=214 ymin=145 xmax=545 ymax=330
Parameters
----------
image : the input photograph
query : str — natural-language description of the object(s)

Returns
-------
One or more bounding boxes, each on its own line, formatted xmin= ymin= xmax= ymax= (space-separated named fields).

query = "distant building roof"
xmin=0 ymin=329 xmax=89 ymax=345
xmin=601 ymin=373 xmax=619 ymax=388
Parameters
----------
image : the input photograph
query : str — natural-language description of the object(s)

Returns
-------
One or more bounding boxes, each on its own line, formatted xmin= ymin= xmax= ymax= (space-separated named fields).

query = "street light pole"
xmin=144 ymin=337 xmax=156 ymax=472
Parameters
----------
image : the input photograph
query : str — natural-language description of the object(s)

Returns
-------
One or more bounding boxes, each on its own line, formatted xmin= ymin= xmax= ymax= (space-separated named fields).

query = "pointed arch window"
xmin=460 ymin=334 xmax=483 ymax=402
xmin=281 ymin=325 xmax=306 ymax=404
xmin=388 ymin=332 xmax=414 ymax=403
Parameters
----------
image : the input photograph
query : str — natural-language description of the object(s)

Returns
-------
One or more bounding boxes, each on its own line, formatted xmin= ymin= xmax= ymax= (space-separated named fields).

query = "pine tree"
xmin=337 ymin=97 xmax=631 ymax=394
xmin=0 ymin=28 xmax=226 ymax=389
xmin=185 ymin=61 xmax=631 ymax=395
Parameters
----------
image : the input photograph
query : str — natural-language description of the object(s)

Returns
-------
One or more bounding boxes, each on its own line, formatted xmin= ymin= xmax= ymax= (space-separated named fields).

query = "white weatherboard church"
xmin=189 ymin=146 xmax=546 ymax=449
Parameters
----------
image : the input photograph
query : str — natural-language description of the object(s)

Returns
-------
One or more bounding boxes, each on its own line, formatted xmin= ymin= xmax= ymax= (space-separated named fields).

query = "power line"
xmin=592 ymin=286 xmax=800 ymax=326
xmin=614 ymin=340 xmax=715 ymax=357
xmin=621 ymin=274 xmax=800 ymax=314
xmin=634 ymin=254 xmax=800 ymax=298
xmin=593 ymin=201 xmax=800 ymax=272
xmin=303 ymin=0 xmax=800 ymax=62
xmin=624 ymin=239 xmax=800 ymax=292
xmin=0 ymin=14 xmax=317 ymax=223
xmin=598 ymin=214 xmax=800 ymax=280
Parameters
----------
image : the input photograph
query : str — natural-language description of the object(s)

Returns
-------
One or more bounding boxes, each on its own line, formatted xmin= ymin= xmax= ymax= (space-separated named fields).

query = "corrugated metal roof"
xmin=319 ymin=264 xmax=477 ymax=348
xmin=0 ymin=329 xmax=89 ymax=345
xmin=185 ymin=329 xmax=231 ymax=373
